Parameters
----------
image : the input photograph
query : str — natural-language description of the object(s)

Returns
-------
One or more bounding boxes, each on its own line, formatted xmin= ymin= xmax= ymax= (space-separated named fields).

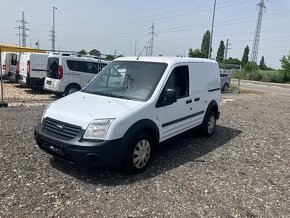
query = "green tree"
xmin=105 ymin=55 xmax=115 ymax=61
xmin=280 ymin=51 xmax=290 ymax=82
xmin=259 ymin=56 xmax=267 ymax=70
xmin=244 ymin=61 xmax=257 ymax=72
xmin=223 ymin=57 xmax=242 ymax=65
xmin=216 ymin=40 xmax=225 ymax=63
xmin=201 ymin=30 xmax=211 ymax=58
xmin=188 ymin=48 xmax=204 ymax=58
xmin=89 ymin=49 xmax=101 ymax=56
xmin=242 ymin=45 xmax=250 ymax=65
xmin=78 ymin=49 xmax=87 ymax=55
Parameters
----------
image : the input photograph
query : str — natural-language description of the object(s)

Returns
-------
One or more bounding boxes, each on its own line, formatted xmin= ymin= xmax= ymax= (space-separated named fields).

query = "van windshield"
xmin=83 ymin=61 xmax=167 ymax=101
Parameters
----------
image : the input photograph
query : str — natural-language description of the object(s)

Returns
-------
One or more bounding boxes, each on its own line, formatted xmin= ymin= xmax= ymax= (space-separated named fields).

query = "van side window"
xmin=67 ymin=60 xmax=83 ymax=72
xmin=164 ymin=65 xmax=189 ymax=99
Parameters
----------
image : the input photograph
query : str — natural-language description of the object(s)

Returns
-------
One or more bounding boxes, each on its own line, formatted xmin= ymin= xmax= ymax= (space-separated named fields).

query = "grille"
xmin=44 ymin=117 xmax=82 ymax=139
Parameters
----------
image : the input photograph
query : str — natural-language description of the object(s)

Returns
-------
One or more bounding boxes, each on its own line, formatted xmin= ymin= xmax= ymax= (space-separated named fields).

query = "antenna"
xmin=136 ymin=40 xmax=151 ymax=60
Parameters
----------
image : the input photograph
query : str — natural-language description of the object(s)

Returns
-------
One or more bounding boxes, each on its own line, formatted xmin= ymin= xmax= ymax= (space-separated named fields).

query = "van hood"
xmin=44 ymin=91 xmax=144 ymax=129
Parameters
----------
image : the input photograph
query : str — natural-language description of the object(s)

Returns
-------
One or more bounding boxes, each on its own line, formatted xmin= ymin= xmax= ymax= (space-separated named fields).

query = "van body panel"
xmin=1 ymin=52 xmax=14 ymax=76
xmin=44 ymin=91 xmax=144 ymax=130
xmin=19 ymin=52 xmax=48 ymax=87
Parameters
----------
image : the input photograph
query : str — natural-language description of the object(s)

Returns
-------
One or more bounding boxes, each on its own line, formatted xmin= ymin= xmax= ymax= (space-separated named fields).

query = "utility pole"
xmin=148 ymin=22 xmax=156 ymax=56
xmin=16 ymin=12 xmax=29 ymax=47
xmin=15 ymin=26 xmax=21 ymax=46
xmin=208 ymin=0 xmax=217 ymax=59
xmin=251 ymin=0 xmax=267 ymax=64
xmin=51 ymin=6 xmax=57 ymax=51
xmin=224 ymin=39 xmax=231 ymax=60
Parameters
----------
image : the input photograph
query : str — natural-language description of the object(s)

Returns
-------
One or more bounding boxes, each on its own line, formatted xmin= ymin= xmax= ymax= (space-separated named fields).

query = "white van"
xmin=44 ymin=53 xmax=109 ymax=95
xmin=19 ymin=52 xmax=48 ymax=89
xmin=35 ymin=57 xmax=221 ymax=173
xmin=1 ymin=52 xmax=18 ymax=78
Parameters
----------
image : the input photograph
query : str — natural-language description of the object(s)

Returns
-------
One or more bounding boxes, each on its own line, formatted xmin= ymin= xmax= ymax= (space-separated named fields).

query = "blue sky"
xmin=1 ymin=0 xmax=290 ymax=69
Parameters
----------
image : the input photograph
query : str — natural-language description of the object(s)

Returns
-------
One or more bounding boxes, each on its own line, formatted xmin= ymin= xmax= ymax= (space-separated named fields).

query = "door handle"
xmin=194 ymin=97 xmax=200 ymax=102
xmin=186 ymin=99 xmax=192 ymax=104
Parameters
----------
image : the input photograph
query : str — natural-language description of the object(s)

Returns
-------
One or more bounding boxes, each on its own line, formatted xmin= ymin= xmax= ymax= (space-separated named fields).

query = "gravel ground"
xmin=0 ymin=88 xmax=290 ymax=217
xmin=1 ymin=81 xmax=56 ymax=107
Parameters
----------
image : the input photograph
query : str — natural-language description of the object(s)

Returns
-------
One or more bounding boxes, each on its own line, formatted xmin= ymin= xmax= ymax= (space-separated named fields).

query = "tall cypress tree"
xmin=242 ymin=45 xmax=250 ymax=65
xmin=201 ymin=30 xmax=211 ymax=58
xmin=216 ymin=40 xmax=225 ymax=63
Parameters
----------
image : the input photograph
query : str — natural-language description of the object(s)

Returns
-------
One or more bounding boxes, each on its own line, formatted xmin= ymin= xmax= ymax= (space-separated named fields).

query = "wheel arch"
xmin=64 ymin=83 xmax=82 ymax=94
xmin=204 ymin=100 xmax=219 ymax=121
xmin=116 ymin=119 xmax=160 ymax=169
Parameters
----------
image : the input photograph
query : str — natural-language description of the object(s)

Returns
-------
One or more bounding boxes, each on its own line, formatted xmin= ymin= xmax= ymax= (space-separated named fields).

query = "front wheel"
xmin=201 ymin=111 xmax=216 ymax=137
xmin=124 ymin=132 xmax=153 ymax=174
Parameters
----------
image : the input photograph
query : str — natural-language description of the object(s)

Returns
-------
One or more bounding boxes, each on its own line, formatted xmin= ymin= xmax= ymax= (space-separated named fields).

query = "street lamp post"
xmin=52 ymin=6 xmax=57 ymax=51
xmin=208 ymin=0 xmax=217 ymax=59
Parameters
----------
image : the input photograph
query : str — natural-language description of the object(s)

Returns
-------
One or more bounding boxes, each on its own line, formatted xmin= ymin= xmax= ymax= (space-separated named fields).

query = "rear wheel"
xmin=124 ymin=132 xmax=153 ymax=174
xmin=201 ymin=111 xmax=216 ymax=137
xmin=65 ymin=84 xmax=81 ymax=96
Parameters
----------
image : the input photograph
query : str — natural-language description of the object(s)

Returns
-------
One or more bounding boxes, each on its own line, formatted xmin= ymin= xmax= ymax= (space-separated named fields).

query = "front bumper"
xmin=34 ymin=123 xmax=123 ymax=168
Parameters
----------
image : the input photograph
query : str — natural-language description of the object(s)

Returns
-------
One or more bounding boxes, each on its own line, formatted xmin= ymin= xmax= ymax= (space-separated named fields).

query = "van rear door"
xmin=47 ymin=57 xmax=59 ymax=79
xmin=30 ymin=54 xmax=48 ymax=78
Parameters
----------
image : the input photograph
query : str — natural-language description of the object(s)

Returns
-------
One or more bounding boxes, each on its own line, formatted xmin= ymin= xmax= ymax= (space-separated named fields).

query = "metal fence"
xmin=219 ymin=64 xmax=242 ymax=94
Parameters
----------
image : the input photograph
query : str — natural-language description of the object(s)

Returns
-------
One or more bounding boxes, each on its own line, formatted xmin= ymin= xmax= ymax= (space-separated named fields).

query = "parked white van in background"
xmin=1 ymin=52 xmax=18 ymax=78
xmin=35 ymin=57 xmax=221 ymax=174
xmin=19 ymin=52 xmax=49 ymax=89
xmin=44 ymin=53 xmax=109 ymax=95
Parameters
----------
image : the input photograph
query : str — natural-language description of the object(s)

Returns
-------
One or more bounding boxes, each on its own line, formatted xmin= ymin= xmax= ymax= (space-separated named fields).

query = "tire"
xmin=65 ymin=84 xmax=81 ymax=96
xmin=223 ymin=83 xmax=229 ymax=91
xmin=201 ymin=111 xmax=216 ymax=137
xmin=124 ymin=132 xmax=153 ymax=174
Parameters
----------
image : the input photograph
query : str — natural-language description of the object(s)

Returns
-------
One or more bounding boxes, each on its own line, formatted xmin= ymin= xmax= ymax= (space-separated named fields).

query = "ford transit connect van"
xmin=35 ymin=57 xmax=221 ymax=173
xmin=44 ymin=53 xmax=109 ymax=96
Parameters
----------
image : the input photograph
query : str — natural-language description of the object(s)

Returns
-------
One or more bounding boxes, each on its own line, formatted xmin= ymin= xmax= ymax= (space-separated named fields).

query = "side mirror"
xmin=156 ymin=88 xmax=177 ymax=107
xmin=165 ymin=88 xmax=177 ymax=104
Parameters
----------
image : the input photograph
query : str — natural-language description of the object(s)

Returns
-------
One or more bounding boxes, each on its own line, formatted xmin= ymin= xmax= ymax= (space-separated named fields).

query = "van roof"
xmin=115 ymin=56 xmax=218 ymax=65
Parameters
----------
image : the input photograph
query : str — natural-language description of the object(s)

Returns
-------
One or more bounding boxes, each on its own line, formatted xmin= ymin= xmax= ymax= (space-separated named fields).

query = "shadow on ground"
xmin=50 ymin=125 xmax=242 ymax=186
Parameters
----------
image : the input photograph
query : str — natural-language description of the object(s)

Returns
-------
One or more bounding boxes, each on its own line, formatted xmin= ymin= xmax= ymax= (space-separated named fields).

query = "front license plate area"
xmin=42 ymin=140 xmax=64 ymax=156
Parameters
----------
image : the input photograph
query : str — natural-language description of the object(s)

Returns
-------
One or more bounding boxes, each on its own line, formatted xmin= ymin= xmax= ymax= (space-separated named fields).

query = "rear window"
xmin=47 ymin=57 xmax=59 ymax=79
xmin=11 ymin=54 xmax=17 ymax=66
xmin=67 ymin=60 xmax=107 ymax=74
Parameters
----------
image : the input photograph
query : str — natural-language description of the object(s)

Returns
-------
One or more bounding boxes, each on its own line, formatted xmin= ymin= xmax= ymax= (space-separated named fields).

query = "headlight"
xmin=83 ymin=119 xmax=114 ymax=140
xmin=41 ymin=104 xmax=50 ymax=124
